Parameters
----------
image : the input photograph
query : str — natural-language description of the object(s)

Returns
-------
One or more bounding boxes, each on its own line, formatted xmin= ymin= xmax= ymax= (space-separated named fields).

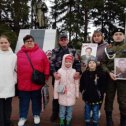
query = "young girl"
xmin=54 ymin=54 xmax=79 ymax=126
xmin=80 ymin=57 xmax=107 ymax=126
xmin=0 ymin=35 xmax=17 ymax=126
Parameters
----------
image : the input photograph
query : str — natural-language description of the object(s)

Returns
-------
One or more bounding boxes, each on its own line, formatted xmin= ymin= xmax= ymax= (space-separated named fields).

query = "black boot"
xmin=5 ymin=121 xmax=14 ymax=126
xmin=120 ymin=114 xmax=126 ymax=126
xmin=92 ymin=122 xmax=99 ymax=126
xmin=85 ymin=122 xmax=91 ymax=126
xmin=106 ymin=111 xmax=113 ymax=126
xmin=50 ymin=99 xmax=59 ymax=122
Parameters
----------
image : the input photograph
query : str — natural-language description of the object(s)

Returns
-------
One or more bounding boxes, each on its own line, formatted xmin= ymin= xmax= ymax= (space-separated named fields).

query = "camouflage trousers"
xmin=105 ymin=77 xmax=126 ymax=115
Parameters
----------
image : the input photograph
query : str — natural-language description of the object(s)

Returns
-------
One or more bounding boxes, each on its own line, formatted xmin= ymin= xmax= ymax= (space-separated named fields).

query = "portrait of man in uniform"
xmin=115 ymin=58 xmax=126 ymax=80
xmin=81 ymin=43 xmax=97 ymax=67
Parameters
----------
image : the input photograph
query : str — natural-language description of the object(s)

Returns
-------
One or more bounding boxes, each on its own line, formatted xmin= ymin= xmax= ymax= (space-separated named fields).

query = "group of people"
xmin=0 ymin=35 xmax=50 ymax=126
xmin=0 ymin=27 xmax=126 ymax=126
xmin=50 ymin=28 xmax=126 ymax=126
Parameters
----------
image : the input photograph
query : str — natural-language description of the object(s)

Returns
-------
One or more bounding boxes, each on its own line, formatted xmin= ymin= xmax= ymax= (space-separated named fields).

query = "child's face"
xmin=0 ymin=37 xmax=10 ymax=51
xmin=65 ymin=59 xmax=72 ymax=68
xmin=113 ymin=32 xmax=125 ymax=42
xmin=88 ymin=61 xmax=96 ymax=70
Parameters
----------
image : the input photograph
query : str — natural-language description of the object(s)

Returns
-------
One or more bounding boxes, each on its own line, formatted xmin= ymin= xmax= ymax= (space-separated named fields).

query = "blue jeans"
xmin=59 ymin=105 xmax=73 ymax=121
xmin=18 ymin=90 xmax=41 ymax=118
xmin=84 ymin=103 xmax=100 ymax=123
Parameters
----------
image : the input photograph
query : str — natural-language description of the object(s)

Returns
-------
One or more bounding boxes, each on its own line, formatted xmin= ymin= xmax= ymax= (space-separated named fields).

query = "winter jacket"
xmin=96 ymin=42 xmax=108 ymax=63
xmin=0 ymin=48 xmax=17 ymax=98
xmin=80 ymin=68 xmax=107 ymax=103
xmin=54 ymin=54 xmax=79 ymax=106
xmin=102 ymin=41 xmax=126 ymax=73
xmin=50 ymin=46 xmax=81 ymax=75
xmin=17 ymin=44 xmax=50 ymax=91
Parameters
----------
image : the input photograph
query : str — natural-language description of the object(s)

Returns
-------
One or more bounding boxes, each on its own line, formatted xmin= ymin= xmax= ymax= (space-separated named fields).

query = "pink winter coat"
xmin=17 ymin=44 xmax=50 ymax=91
xmin=54 ymin=54 xmax=79 ymax=106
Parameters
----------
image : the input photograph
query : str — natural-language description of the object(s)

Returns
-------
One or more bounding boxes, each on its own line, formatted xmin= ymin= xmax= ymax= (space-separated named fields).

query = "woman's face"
xmin=24 ymin=38 xmax=35 ymax=48
xmin=0 ymin=37 xmax=10 ymax=51
xmin=93 ymin=33 xmax=103 ymax=43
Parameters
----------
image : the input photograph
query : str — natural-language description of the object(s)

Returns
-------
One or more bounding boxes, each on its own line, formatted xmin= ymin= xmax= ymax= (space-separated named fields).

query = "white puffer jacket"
xmin=0 ymin=48 xmax=17 ymax=98
xmin=54 ymin=54 xmax=79 ymax=106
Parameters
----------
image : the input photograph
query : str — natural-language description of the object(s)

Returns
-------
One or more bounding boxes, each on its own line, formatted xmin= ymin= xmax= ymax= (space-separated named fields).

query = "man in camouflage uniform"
xmin=50 ymin=32 xmax=81 ymax=122
xmin=103 ymin=28 xmax=126 ymax=126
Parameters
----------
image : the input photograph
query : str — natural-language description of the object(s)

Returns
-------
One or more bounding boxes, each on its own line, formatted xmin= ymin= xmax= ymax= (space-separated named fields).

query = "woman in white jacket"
xmin=0 ymin=35 xmax=17 ymax=126
xmin=54 ymin=54 xmax=79 ymax=126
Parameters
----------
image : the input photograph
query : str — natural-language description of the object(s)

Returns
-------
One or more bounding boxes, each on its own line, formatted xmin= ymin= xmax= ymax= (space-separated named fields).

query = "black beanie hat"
xmin=112 ymin=28 xmax=125 ymax=35
xmin=87 ymin=57 xmax=97 ymax=65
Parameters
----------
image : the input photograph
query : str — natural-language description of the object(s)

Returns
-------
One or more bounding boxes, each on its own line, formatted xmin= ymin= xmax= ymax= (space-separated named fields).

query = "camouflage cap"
xmin=59 ymin=32 xmax=68 ymax=39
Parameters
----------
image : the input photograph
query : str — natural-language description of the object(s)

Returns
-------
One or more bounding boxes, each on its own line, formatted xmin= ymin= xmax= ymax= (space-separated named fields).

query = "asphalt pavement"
xmin=11 ymin=77 xmax=120 ymax=126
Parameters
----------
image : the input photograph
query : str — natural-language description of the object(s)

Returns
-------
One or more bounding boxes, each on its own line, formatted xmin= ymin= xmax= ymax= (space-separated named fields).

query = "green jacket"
xmin=102 ymin=41 xmax=126 ymax=73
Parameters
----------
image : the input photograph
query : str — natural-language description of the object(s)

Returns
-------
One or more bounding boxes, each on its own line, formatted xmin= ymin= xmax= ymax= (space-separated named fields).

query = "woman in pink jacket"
xmin=17 ymin=35 xmax=50 ymax=126
xmin=54 ymin=54 xmax=79 ymax=126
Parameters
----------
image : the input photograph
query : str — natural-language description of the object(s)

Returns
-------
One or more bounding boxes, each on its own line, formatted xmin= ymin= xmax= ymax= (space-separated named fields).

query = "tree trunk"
xmin=84 ymin=0 xmax=88 ymax=43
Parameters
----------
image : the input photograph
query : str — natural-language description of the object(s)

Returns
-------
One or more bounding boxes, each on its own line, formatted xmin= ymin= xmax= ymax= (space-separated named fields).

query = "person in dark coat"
xmin=50 ymin=32 xmax=81 ymax=122
xmin=102 ymin=28 xmax=126 ymax=126
xmin=80 ymin=57 xmax=107 ymax=126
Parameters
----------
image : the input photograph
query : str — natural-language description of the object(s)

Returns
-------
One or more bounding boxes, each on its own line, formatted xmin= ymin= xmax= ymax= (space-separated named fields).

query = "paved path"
xmin=11 ymin=77 xmax=120 ymax=126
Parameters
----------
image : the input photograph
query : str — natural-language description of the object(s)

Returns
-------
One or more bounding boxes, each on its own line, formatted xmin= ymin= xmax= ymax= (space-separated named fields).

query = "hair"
xmin=0 ymin=35 xmax=10 ymax=43
xmin=85 ymin=47 xmax=92 ymax=51
xmin=92 ymin=30 xmax=104 ymax=43
xmin=23 ymin=35 xmax=34 ymax=42
xmin=86 ymin=63 xmax=97 ymax=71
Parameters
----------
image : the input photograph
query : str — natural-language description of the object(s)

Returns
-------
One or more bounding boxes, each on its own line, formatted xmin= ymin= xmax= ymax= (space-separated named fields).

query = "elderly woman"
xmin=17 ymin=35 xmax=50 ymax=126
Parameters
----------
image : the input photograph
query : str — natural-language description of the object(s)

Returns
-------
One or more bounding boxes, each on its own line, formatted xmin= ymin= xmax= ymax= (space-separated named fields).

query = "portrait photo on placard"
xmin=114 ymin=58 xmax=126 ymax=80
xmin=81 ymin=43 xmax=98 ymax=66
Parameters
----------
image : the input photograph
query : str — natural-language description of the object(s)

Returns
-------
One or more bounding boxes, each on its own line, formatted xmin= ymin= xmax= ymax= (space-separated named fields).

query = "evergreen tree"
xmin=89 ymin=0 xmax=125 ymax=43
xmin=0 ymin=23 xmax=17 ymax=50
xmin=50 ymin=0 xmax=87 ymax=48
xmin=0 ymin=0 xmax=30 ymax=34
xmin=50 ymin=0 xmax=125 ymax=47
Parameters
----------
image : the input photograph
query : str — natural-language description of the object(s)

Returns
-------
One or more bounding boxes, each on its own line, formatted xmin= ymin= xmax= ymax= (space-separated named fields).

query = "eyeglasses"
xmin=25 ymin=40 xmax=33 ymax=43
